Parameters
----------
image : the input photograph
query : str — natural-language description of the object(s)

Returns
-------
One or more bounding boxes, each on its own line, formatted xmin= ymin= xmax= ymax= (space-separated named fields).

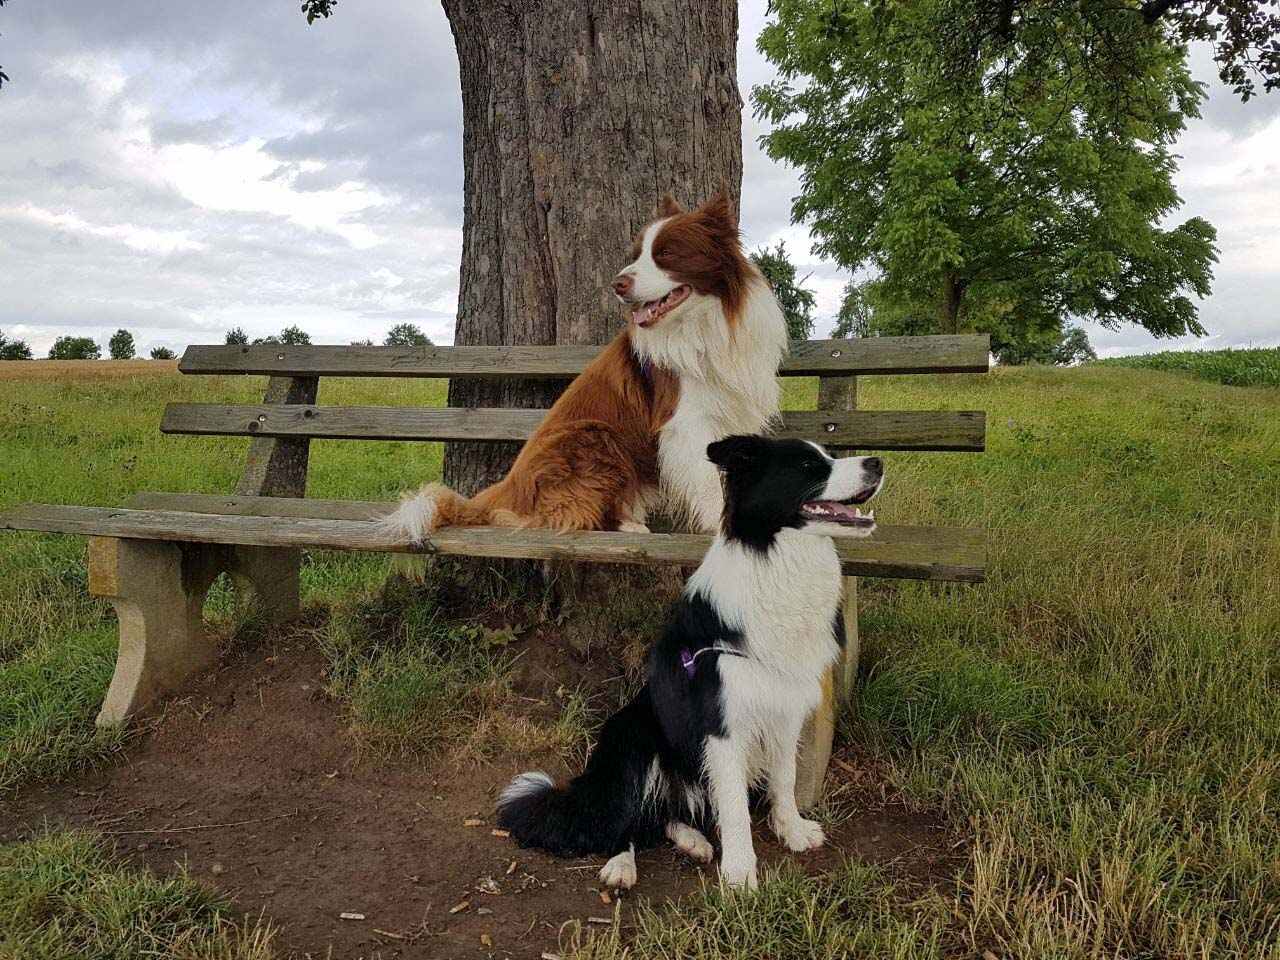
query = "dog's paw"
xmin=718 ymin=852 xmax=758 ymax=890
xmin=617 ymin=520 xmax=650 ymax=534
xmin=772 ymin=815 xmax=825 ymax=853
xmin=666 ymin=823 xmax=714 ymax=864
xmin=599 ymin=849 xmax=637 ymax=890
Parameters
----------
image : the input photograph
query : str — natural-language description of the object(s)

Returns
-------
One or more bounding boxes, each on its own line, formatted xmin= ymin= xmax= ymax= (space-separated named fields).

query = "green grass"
xmin=0 ymin=829 xmax=277 ymax=959
xmin=573 ymin=861 xmax=942 ymax=959
xmin=3 ymin=363 xmax=1280 ymax=958
xmin=1092 ymin=345 xmax=1280 ymax=387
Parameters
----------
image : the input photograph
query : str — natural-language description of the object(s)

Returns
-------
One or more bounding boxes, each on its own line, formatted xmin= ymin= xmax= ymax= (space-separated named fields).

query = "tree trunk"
xmin=940 ymin=268 xmax=963 ymax=335
xmin=440 ymin=0 xmax=743 ymax=495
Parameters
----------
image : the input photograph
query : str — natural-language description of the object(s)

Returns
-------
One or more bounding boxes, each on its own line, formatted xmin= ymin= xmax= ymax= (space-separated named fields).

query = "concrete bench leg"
xmin=795 ymin=576 xmax=859 ymax=811
xmin=89 ymin=537 xmax=223 ymax=728
xmin=225 ymin=546 xmax=301 ymax=624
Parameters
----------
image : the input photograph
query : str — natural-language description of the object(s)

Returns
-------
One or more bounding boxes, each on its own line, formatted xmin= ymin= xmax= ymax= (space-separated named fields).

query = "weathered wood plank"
xmin=160 ymin=404 xmax=986 ymax=452
xmin=178 ymin=335 xmax=990 ymax=379
xmin=1 ymin=502 xmax=987 ymax=583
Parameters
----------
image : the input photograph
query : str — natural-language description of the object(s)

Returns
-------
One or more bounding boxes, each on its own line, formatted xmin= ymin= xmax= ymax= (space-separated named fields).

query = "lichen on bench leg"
xmin=226 ymin=546 xmax=301 ymax=624
xmin=88 ymin=537 xmax=223 ymax=728
xmin=794 ymin=576 xmax=859 ymax=811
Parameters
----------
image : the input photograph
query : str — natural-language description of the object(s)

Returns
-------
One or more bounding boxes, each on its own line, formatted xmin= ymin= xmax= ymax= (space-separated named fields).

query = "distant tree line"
xmin=1 ymin=322 xmax=436 ymax=362
xmin=223 ymin=322 xmax=433 ymax=347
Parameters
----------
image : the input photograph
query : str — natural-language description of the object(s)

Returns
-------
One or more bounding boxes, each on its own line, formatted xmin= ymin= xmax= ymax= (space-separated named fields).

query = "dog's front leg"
xmin=704 ymin=735 xmax=756 ymax=888
xmin=766 ymin=713 xmax=826 ymax=852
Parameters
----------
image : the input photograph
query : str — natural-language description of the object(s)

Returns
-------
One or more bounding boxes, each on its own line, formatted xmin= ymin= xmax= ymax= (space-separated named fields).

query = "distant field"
xmin=0 ymin=360 xmax=181 ymax=380
xmin=1092 ymin=345 xmax=1280 ymax=388
xmin=2 ymin=363 xmax=1279 ymax=958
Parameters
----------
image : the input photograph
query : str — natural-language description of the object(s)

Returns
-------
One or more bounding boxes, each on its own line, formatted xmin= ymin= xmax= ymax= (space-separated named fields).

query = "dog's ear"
xmin=656 ymin=191 xmax=684 ymax=218
xmin=707 ymin=434 xmax=764 ymax=470
xmin=699 ymin=187 xmax=737 ymax=230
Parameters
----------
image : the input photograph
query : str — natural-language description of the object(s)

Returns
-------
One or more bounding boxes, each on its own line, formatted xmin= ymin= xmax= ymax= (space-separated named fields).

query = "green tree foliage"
xmin=150 ymin=347 xmax=177 ymax=360
xmin=755 ymin=0 xmax=1219 ymax=345
xmin=48 ymin=337 xmax=101 ymax=360
xmin=300 ymin=0 xmax=336 ymax=25
xmin=107 ymin=329 xmax=135 ymax=360
xmin=831 ymin=281 xmax=873 ymax=339
xmin=253 ymin=325 xmax=312 ymax=346
xmin=384 ymin=323 xmax=433 ymax=347
xmin=994 ymin=324 xmax=1097 ymax=366
xmin=224 ymin=327 xmax=249 ymax=345
xmin=750 ymin=243 xmax=817 ymax=340
xmin=0 ymin=329 xmax=34 ymax=361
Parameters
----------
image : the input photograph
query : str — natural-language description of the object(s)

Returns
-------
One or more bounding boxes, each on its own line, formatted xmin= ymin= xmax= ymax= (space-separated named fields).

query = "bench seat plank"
xmin=179 ymin=335 xmax=990 ymax=379
xmin=1 ymin=501 xmax=987 ymax=583
xmin=160 ymin=405 xmax=987 ymax=452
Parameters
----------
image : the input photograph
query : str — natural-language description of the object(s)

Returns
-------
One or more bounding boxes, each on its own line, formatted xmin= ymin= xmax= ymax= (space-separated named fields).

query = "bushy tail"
xmin=375 ymin=483 xmax=504 ymax=543
xmin=498 ymin=694 xmax=661 ymax=856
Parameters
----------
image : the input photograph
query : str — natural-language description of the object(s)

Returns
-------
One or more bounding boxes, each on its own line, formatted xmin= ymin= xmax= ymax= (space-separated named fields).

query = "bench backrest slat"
xmin=179 ymin=334 xmax=990 ymax=379
xmin=160 ymin=404 xmax=986 ymax=452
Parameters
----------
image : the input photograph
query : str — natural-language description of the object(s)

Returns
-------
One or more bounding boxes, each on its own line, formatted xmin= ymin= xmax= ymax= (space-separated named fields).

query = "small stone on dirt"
xmin=477 ymin=907 xmax=494 ymax=916
xmin=210 ymin=863 xmax=224 ymax=875
xmin=338 ymin=912 xmax=365 ymax=921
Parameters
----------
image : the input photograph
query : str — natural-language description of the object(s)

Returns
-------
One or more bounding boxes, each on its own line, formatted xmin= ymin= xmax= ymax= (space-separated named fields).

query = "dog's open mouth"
xmin=800 ymin=487 xmax=878 ymax=528
xmin=632 ymin=285 xmax=691 ymax=328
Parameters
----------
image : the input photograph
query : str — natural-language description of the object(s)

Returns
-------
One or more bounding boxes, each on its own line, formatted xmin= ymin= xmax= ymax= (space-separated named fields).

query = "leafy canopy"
xmin=384 ymin=322 xmax=433 ymax=347
xmin=48 ymin=336 xmax=101 ymax=361
xmin=0 ymin=329 xmax=34 ymax=361
xmin=108 ymin=329 xmax=135 ymax=361
xmin=253 ymin=325 xmax=312 ymax=346
xmin=224 ymin=327 xmax=249 ymax=346
xmin=150 ymin=346 xmax=178 ymax=360
xmin=750 ymin=243 xmax=817 ymax=340
xmin=754 ymin=0 xmax=1219 ymax=342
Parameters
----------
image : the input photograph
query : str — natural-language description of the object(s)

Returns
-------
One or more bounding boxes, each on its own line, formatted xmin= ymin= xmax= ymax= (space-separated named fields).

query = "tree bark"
xmin=440 ymin=0 xmax=743 ymax=495
xmin=940 ymin=268 xmax=964 ymax=335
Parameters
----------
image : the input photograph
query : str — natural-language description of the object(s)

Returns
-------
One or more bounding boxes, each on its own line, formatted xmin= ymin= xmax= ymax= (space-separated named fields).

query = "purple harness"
xmin=680 ymin=645 xmax=748 ymax=679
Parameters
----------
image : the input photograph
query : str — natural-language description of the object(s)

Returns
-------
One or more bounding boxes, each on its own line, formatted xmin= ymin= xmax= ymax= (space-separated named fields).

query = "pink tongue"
xmin=633 ymin=303 xmax=657 ymax=326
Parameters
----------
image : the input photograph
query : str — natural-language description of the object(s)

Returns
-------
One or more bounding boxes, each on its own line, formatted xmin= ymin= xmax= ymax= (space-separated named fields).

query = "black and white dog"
xmin=498 ymin=435 xmax=884 ymax=889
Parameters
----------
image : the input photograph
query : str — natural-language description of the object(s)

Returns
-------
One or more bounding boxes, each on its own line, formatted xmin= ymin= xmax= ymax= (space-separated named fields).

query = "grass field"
xmin=1 ymin=361 xmax=1278 ymax=958
xmin=1092 ymin=345 xmax=1280 ymax=388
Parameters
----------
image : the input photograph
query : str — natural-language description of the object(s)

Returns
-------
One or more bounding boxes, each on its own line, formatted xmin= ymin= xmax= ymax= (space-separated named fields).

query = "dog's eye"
xmin=657 ymin=249 xmax=671 ymax=259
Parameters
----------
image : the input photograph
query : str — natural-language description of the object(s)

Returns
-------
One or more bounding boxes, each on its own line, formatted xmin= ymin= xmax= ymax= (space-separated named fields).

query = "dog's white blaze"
xmin=616 ymin=217 xmax=677 ymax=303
xmin=799 ymin=455 xmax=883 ymax=540
xmin=375 ymin=486 xmax=439 ymax=543
xmin=633 ymin=274 xmax=788 ymax=532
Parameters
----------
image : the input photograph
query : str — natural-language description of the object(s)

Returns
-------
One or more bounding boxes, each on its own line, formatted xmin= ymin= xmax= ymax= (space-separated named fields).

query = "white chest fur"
xmin=689 ymin=531 xmax=843 ymax=734
xmin=632 ymin=278 xmax=788 ymax=532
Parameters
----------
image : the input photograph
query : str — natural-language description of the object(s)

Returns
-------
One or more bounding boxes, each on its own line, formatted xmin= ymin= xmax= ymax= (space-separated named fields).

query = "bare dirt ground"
xmin=0 ymin=626 xmax=953 ymax=960
xmin=0 ymin=359 xmax=180 ymax=379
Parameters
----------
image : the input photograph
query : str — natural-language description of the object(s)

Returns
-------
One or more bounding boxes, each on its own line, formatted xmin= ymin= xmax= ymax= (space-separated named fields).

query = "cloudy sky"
xmin=1 ymin=2 xmax=1277 ymax=359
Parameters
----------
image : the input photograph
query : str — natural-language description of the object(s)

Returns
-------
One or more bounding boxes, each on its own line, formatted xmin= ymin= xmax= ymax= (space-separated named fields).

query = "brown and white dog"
xmin=377 ymin=191 xmax=787 ymax=541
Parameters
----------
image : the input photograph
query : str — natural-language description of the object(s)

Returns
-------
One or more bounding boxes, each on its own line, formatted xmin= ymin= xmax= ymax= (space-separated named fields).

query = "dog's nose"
xmin=612 ymin=273 xmax=634 ymax=297
xmin=863 ymin=457 xmax=883 ymax=475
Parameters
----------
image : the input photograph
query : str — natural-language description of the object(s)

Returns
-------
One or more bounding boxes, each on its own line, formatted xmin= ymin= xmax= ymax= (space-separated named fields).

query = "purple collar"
xmin=680 ymin=645 xmax=748 ymax=679
xmin=640 ymin=357 xmax=655 ymax=384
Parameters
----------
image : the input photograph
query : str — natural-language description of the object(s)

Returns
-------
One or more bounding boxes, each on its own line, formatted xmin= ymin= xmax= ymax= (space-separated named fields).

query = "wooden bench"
xmin=0 ymin=334 xmax=989 ymax=808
